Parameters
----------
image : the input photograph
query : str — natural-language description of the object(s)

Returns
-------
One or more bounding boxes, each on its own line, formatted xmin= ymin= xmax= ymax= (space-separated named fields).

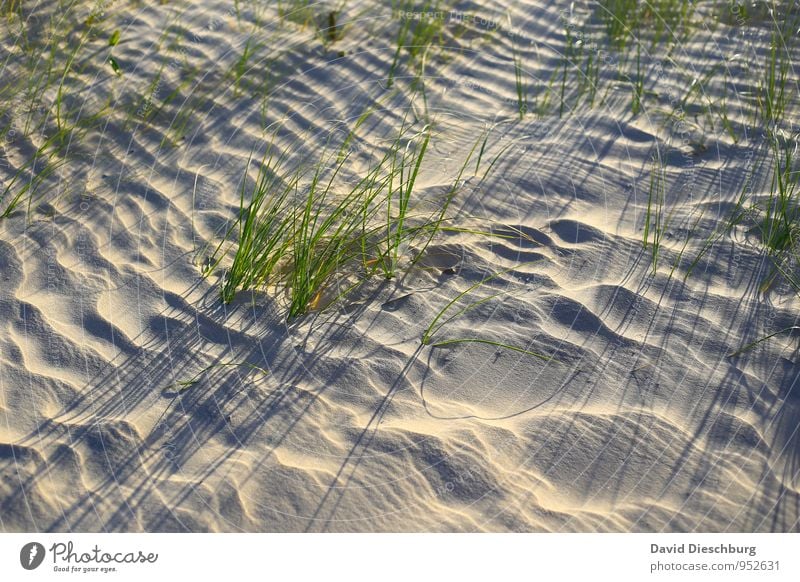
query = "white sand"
xmin=1 ymin=0 xmax=799 ymax=532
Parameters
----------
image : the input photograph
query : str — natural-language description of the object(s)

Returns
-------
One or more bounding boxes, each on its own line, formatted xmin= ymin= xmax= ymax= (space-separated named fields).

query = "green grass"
xmin=646 ymin=0 xmax=695 ymax=47
xmin=642 ymin=149 xmax=669 ymax=274
xmin=630 ymin=41 xmax=643 ymax=115
xmin=684 ymin=159 xmax=758 ymax=281
xmin=54 ymin=26 xmax=93 ymax=140
xmin=595 ymin=0 xmax=695 ymax=118
xmin=382 ymin=121 xmax=431 ymax=278
xmin=596 ymin=0 xmax=638 ymax=51
xmin=721 ymin=135 xmax=800 ymax=355
xmin=0 ymin=6 xmax=116 ymax=218
xmin=1 ymin=139 xmax=69 ymax=217
xmin=702 ymin=63 xmax=739 ymax=144
xmin=0 ymin=2 xmax=124 ymax=216
xmin=577 ymin=28 xmax=601 ymax=109
xmin=1 ymin=0 xmax=21 ymax=18
xmin=752 ymin=134 xmax=800 ymax=294
xmin=232 ymin=37 xmax=258 ymax=98
xmin=209 ymin=115 xmax=425 ymax=316
xmin=510 ymin=28 xmax=528 ymax=119
xmin=409 ymin=126 xmax=502 ymax=267
xmin=683 ymin=131 xmax=800 ymax=292
xmin=683 ymin=135 xmax=800 ymax=296
xmin=214 ymin=142 xmax=297 ymax=305
xmin=210 ymin=111 xmax=503 ymax=318
xmin=656 ymin=58 xmax=740 ymax=143
xmin=597 ymin=0 xmax=693 ymax=51
xmin=519 ymin=14 xmax=602 ymax=119
xmin=728 ymin=326 xmax=800 ymax=358
xmin=3 ymin=0 xmax=798 ymax=399
xmin=285 ymin=136 xmax=387 ymax=317
xmin=760 ymin=135 xmax=800 ymax=256
xmin=756 ymin=13 xmax=797 ymax=130
xmin=421 ymin=263 xmax=554 ymax=361
xmin=387 ymin=0 xmax=446 ymax=89
xmin=277 ymin=0 xmax=316 ymax=27
xmin=158 ymin=66 xmax=206 ymax=148
xmin=322 ymin=9 xmax=343 ymax=45
xmin=275 ymin=0 xmax=349 ymax=47
xmin=558 ymin=25 xmax=574 ymax=118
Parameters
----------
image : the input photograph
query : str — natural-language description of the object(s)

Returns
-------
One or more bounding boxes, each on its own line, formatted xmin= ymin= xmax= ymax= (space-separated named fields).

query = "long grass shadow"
xmin=628 ymin=239 xmax=800 ymax=531
xmin=303 ymin=345 xmax=422 ymax=532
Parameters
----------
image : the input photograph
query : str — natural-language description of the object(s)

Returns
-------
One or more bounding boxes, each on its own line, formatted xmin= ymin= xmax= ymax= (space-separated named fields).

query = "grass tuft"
xmin=421 ymin=262 xmax=555 ymax=361
xmin=642 ymin=149 xmax=669 ymax=274
xmin=387 ymin=0 xmax=446 ymax=89
xmin=211 ymin=112 xmax=496 ymax=318
xmin=509 ymin=25 xmax=528 ymax=119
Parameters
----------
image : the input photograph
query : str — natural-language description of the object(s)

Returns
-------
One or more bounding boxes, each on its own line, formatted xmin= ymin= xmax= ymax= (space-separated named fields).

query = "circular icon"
xmin=20 ymin=542 xmax=45 ymax=570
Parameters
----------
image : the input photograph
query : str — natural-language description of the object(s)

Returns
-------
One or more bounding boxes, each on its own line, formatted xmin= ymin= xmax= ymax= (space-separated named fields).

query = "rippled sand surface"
xmin=1 ymin=0 xmax=799 ymax=532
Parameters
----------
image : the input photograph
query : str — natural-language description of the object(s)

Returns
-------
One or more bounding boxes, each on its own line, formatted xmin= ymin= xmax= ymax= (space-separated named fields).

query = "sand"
xmin=1 ymin=0 xmax=799 ymax=532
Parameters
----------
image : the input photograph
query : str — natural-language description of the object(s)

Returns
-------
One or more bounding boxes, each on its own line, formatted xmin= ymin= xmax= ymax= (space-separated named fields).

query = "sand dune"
xmin=1 ymin=0 xmax=799 ymax=532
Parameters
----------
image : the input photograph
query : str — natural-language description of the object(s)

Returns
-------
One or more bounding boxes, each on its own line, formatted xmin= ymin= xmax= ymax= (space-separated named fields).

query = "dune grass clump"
xmin=0 ymin=2 xmax=123 ymax=216
xmin=643 ymin=0 xmax=694 ymax=47
xmin=213 ymin=143 xmax=297 ymax=305
xmin=595 ymin=0 xmax=695 ymax=115
xmin=755 ymin=10 xmax=799 ymax=130
xmin=277 ymin=0 xmax=316 ymax=26
xmin=642 ymin=149 xmax=671 ymax=274
xmin=678 ymin=61 xmax=739 ymax=144
xmin=1 ymin=0 xmax=20 ymax=18
xmin=511 ymin=35 xmax=529 ymax=119
xmin=650 ymin=48 xmax=747 ymax=145
xmin=575 ymin=29 xmax=601 ymax=110
xmin=685 ymin=133 xmax=800 ymax=294
xmin=509 ymin=10 xmax=602 ymax=119
xmin=210 ymin=101 xmax=503 ymax=318
xmin=232 ymin=37 xmax=259 ymax=98
xmin=761 ymin=135 xmax=800 ymax=256
xmin=597 ymin=0 xmax=693 ymax=50
xmin=753 ymin=134 xmax=800 ymax=294
xmin=683 ymin=132 xmax=800 ymax=306
xmin=381 ymin=123 xmax=431 ymax=278
xmin=629 ymin=42 xmax=644 ymax=115
xmin=387 ymin=0 xmax=447 ymax=88
xmin=559 ymin=30 xmax=579 ymax=119
xmin=318 ymin=7 xmax=345 ymax=46
xmin=596 ymin=0 xmax=638 ymax=51
xmin=283 ymin=131 xmax=400 ymax=317
xmin=724 ymin=136 xmax=800 ymax=356
xmin=275 ymin=0 xmax=347 ymax=48
xmin=211 ymin=130 xmax=385 ymax=316
xmin=0 ymin=137 xmax=72 ymax=217
xmin=210 ymin=113 xmax=494 ymax=318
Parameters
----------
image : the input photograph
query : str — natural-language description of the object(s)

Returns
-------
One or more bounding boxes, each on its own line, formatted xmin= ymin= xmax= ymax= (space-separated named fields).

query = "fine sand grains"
xmin=0 ymin=0 xmax=799 ymax=532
